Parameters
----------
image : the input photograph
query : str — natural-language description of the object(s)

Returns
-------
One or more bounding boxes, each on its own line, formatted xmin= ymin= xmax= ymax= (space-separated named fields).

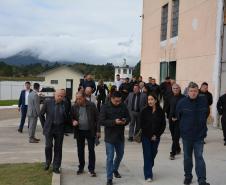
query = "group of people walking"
xmin=16 ymin=74 xmax=226 ymax=185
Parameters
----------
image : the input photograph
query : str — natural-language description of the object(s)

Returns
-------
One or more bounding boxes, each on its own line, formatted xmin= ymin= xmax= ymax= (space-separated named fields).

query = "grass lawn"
xmin=0 ymin=100 xmax=18 ymax=106
xmin=0 ymin=163 xmax=52 ymax=185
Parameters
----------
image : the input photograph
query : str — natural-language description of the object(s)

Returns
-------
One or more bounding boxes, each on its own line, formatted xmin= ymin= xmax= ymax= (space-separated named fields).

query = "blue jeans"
xmin=142 ymin=136 xmax=160 ymax=180
xmin=105 ymin=142 xmax=124 ymax=180
xmin=19 ymin=105 xmax=28 ymax=131
xmin=183 ymin=139 xmax=206 ymax=184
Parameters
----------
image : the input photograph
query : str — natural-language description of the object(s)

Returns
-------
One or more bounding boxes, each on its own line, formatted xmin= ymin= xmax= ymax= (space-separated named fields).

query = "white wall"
xmin=0 ymin=81 xmax=44 ymax=100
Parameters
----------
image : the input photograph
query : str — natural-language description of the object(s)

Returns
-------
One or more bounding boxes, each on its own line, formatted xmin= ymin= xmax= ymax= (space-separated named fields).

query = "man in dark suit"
xmin=125 ymin=84 xmax=147 ymax=141
xmin=40 ymin=90 xmax=67 ymax=174
xmin=18 ymin=81 xmax=32 ymax=133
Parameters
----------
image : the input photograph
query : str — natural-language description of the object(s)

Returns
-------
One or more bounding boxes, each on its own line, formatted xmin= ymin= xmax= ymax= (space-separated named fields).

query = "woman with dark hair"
xmin=140 ymin=93 xmax=166 ymax=182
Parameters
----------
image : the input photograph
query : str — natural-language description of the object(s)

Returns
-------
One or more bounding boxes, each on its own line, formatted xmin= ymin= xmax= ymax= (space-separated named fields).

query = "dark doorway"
xmin=66 ymin=79 xmax=73 ymax=100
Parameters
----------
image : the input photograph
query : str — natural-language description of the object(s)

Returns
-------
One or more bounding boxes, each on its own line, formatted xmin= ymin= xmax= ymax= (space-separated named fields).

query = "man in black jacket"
xmin=160 ymin=76 xmax=172 ymax=118
xmin=71 ymin=92 xmax=100 ymax=177
xmin=40 ymin=90 xmax=67 ymax=174
xmin=169 ymin=84 xmax=185 ymax=160
xmin=99 ymin=91 xmax=130 ymax=185
xmin=82 ymin=74 xmax=96 ymax=93
xmin=60 ymin=89 xmax=72 ymax=136
xmin=217 ymin=91 xmax=226 ymax=146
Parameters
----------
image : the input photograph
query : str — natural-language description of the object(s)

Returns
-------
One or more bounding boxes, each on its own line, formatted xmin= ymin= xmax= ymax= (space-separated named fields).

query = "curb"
xmin=52 ymin=172 xmax=61 ymax=185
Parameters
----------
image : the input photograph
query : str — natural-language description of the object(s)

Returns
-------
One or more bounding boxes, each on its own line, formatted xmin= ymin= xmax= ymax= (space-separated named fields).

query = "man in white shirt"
xmin=114 ymin=74 xmax=122 ymax=91
xmin=18 ymin=81 xmax=32 ymax=133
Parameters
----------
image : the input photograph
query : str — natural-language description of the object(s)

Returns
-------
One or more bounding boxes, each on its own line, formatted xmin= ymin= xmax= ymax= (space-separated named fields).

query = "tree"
xmin=133 ymin=60 xmax=141 ymax=78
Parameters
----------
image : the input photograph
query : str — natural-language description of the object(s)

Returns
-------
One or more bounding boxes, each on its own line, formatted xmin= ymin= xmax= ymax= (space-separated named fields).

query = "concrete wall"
xmin=0 ymin=81 xmax=44 ymax=100
xmin=141 ymin=0 xmax=220 ymax=124
xmin=141 ymin=0 xmax=217 ymax=89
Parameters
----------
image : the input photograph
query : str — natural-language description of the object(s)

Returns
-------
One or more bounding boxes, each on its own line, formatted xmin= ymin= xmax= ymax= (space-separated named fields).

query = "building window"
xmin=123 ymin=69 xmax=127 ymax=74
xmin=118 ymin=69 xmax=121 ymax=74
xmin=160 ymin=3 xmax=168 ymax=41
xmin=129 ymin=69 xmax=132 ymax=74
xmin=160 ymin=61 xmax=176 ymax=82
xmin=50 ymin=80 xmax=58 ymax=84
xmin=171 ymin=0 xmax=179 ymax=37
xmin=160 ymin=62 xmax=168 ymax=82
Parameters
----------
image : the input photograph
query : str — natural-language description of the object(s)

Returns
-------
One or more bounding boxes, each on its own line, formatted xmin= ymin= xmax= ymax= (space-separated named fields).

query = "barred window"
xmin=160 ymin=4 xmax=168 ymax=41
xmin=171 ymin=0 xmax=179 ymax=37
xmin=50 ymin=80 xmax=58 ymax=84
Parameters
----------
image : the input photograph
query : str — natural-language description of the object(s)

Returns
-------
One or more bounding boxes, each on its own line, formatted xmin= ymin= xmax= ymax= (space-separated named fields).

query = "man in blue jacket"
xmin=176 ymin=82 xmax=210 ymax=185
xmin=18 ymin=81 xmax=32 ymax=133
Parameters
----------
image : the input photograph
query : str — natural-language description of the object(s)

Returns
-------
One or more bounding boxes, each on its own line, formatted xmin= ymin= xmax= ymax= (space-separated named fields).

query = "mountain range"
xmin=0 ymin=51 xmax=73 ymax=66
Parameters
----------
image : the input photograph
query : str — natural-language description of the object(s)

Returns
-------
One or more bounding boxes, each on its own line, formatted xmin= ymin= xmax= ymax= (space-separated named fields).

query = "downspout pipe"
xmin=213 ymin=0 xmax=224 ymax=127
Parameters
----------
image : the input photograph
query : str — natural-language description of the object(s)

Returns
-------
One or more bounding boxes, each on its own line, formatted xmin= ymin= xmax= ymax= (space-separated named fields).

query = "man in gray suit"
xmin=27 ymin=83 xmax=40 ymax=143
xmin=125 ymin=84 xmax=147 ymax=142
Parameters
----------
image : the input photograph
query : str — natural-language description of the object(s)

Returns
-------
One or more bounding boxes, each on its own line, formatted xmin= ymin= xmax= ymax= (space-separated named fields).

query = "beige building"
xmin=141 ymin=0 xmax=226 ymax=126
xmin=39 ymin=66 xmax=83 ymax=101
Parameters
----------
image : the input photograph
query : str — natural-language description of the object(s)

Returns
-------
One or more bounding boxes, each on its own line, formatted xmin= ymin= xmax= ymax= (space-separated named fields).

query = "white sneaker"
xmin=146 ymin=178 xmax=153 ymax=182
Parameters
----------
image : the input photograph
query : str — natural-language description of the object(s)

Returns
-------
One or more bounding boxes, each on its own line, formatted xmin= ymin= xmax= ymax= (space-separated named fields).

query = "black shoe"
xmin=184 ymin=178 xmax=192 ymax=185
xmin=64 ymin=133 xmax=69 ymax=136
xmin=199 ymin=182 xmax=210 ymax=185
xmin=128 ymin=137 xmax=133 ymax=142
xmin=44 ymin=164 xmax=50 ymax=171
xmin=224 ymin=142 xmax=226 ymax=146
xmin=53 ymin=168 xmax=60 ymax=174
xmin=29 ymin=138 xmax=39 ymax=143
xmin=89 ymin=171 xmax=97 ymax=177
xmin=18 ymin=129 xmax=22 ymax=133
xmin=33 ymin=137 xmax=40 ymax=141
xmin=169 ymin=154 xmax=175 ymax=160
xmin=113 ymin=171 xmax=121 ymax=178
xmin=77 ymin=169 xmax=84 ymax=175
xmin=106 ymin=179 xmax=113 ymax=185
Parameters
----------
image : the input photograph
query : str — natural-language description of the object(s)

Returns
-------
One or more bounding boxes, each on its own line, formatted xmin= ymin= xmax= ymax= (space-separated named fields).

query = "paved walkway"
xmin=0 ymin=118 xmax=225 ymax=185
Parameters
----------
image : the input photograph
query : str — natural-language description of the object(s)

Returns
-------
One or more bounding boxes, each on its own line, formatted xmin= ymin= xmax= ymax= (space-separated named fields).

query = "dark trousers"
xmin=97 ymin=95 xmax=106 ymax=112
xmin=169 ymin=120 xmax=181 ymax=155
xmin=45 ymin=132 xmax=64 ymax=169
xmin=182 ymin=139 xmax=206 ymax=184
xmin=129 ymin=111 xmax=140 ymax=138
xmin=142 ymin=136 xmax=160 ymax=180
xmin=19 ymin=105 xmax=28 ymax=131
xmin=76 ymin=130 xmax=95 ymax=172
xmin=221 ymin=118 xmax=226 ymax=141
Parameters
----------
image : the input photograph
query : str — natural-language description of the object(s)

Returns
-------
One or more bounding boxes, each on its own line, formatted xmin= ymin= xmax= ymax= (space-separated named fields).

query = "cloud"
xmin=0 ymin=0 xmax=142 ymax=66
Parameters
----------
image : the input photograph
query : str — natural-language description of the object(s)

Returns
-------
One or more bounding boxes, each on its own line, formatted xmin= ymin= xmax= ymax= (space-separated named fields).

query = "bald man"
xmin=85 ymin=87 xmax=97 ymax=106
xmin=40 ymin=89 xmax=67 ymax=174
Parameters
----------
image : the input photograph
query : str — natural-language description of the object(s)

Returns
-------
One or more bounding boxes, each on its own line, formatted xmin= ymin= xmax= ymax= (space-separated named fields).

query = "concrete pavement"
xmin=0 ymin=118 xmax=225 ymax=185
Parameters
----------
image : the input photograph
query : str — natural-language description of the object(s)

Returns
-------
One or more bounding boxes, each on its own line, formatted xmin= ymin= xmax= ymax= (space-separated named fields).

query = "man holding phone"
xmin=99 ymin=91 xmax=130 ymax=185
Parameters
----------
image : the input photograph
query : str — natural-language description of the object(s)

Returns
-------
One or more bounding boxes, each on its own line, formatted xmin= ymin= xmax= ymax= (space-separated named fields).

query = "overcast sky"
xmin=0 ymin=0 xmax=142 ymax=66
